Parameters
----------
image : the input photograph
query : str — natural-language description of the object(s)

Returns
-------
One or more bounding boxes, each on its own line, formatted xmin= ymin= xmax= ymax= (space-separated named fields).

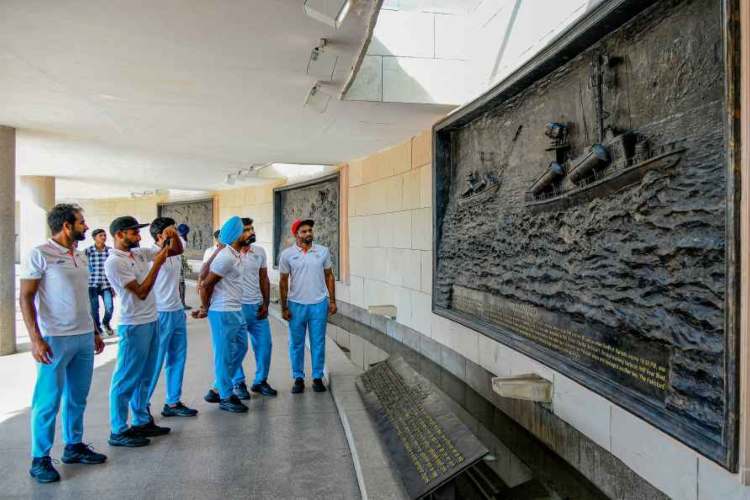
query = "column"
xmin=0 ymin=127 xmax=15 ymax=355
xmin=19 ymin=175 xmax=55 ymax=262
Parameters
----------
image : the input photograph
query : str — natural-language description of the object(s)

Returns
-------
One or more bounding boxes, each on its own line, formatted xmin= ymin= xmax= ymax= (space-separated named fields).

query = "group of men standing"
xmin=21 ymin=204 xmax=336 ymax=483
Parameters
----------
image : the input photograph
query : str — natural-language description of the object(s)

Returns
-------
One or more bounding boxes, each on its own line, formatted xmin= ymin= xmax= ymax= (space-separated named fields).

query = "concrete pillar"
xmin=19 ymin=176 xmax=55 ymax=261
xmin=0 ymin=127 xmax=15 ymax=355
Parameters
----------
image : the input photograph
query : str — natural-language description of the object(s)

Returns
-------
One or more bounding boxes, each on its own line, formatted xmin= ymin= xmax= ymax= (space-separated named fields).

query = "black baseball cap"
xmin=110 ymin=216 xmax=149 ymax=236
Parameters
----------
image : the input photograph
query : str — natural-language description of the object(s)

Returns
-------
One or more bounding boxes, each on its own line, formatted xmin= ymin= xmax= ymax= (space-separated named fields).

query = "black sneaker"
xmin=312 ymin=378 xmax=327 ymax=393
xmin=108 ymin=429 xmax=150 ymax=447
xmin=183 ymin=305 xmax=192 ymax=310
xmin=61 ymin=443 xmax=107 ymax=464
xmin=219 ymin=395 xmax=248 ymax=413
xmin=204 ymin=388 xmax=220 ymax=403
xmin=161 ymin=402 xmax=198 ymax=417
xmin=233 ymin=382 xmax=251 ymax=400
xmin=251 ymin=381 xmax=278 ymax=397
xmin=131 ymin=421 xmax=171 ymax=437
xmin=291 ymin=378 xmax=305 ymax=394
xmin=103 ymin=325 xmax=114 ymax=336
xmin=29 ymin=456 xmax=60 ymax=483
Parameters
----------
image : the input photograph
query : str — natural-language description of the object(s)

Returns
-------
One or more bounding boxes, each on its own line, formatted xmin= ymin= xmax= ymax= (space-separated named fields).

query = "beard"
xmin=248 ymin=234 xmax=256 ymax=244
xmin=125 ymin=239 xmax=140 ymax=249
xmin=72 ymin=229 xmax=86 ymax=241
xmin=302 ymin=235 xmax=313 ymax=244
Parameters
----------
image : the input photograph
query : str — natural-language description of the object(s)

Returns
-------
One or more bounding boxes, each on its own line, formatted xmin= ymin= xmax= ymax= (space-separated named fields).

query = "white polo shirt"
xmin=151 ymin=245 xmax=183 ymax=313
xmin=209 ymin=246 xmax=243 ymax=312
xmin=20 ymin=239 xmax=93 ymax=337
xmin=278 ymin=244 xmax=332 ymax=305
xmin=241 ymin=244 xmax=267 ymax=305
xmin=105 ymin=247 xmax=159 ymax=325
xmin=203 ymin=245 xmax=220 ymax=264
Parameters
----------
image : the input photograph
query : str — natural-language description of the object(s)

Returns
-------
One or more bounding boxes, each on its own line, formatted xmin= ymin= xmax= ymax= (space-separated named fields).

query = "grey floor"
xmin=0 ymin=308 xmax=361 ymax=499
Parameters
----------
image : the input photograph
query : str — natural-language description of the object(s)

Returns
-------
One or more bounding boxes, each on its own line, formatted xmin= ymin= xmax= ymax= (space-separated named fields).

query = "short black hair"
xmin=241 ymin=217 xmax=253 ymax=226
xmin=92 ymin=228 xmax=105 ymax=238
xmin=213 ymin=229 xmax=220 ymax=239
xmin=150 ymin=217 xmax=174 ymax=240
xmin=47 ymin=204 xmax=83 ymax=234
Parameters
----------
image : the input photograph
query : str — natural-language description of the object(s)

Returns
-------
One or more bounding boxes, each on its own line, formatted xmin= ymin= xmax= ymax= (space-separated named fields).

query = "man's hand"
xmin=328 ymin=301 xmax=337 ymax=316
xmin=192 ymin=306 xmax=208 ymax=319
xmin=153 ymin=246 xmax=169 ymax=266
xmin=32 ymin=338 xmax=53 ymax=364
xmin=94 ymin=334 xmax=105 ymax=354
xmin=162 ymin=227 xmax=179 ymax=239
xmin=257 ymin=304 xmax=269 ymax=320
xmin=282 ymin=307 xmax=291 ymax=321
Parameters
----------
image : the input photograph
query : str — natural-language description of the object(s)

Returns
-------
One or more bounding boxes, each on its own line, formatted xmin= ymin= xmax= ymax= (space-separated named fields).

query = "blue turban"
xmin=219 ymin=216 xmax=243 ymax=245
xmin=177 ymin=223 xmax=190 ymax=237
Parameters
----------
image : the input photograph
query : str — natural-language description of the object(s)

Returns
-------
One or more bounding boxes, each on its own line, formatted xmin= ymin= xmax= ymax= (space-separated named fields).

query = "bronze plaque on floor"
xmin=432 ymin=0 xmax=740 ymax=468
xmin=356 ymin=357 xmax=488 ymax=499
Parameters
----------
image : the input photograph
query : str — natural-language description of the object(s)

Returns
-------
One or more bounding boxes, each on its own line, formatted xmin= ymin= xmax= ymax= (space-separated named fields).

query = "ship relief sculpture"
xmin=432 ymin=0 xmax=739 ymax=468
xmin=525 ymin=52 xmax=687 ymax=212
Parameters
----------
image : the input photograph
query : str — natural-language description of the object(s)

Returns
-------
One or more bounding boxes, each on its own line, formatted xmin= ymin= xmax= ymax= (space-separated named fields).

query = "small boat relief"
xmin=458 ymin=151 xmax=503 ymax=207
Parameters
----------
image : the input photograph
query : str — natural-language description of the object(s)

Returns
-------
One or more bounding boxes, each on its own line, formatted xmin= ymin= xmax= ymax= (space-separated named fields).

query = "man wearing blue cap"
xmin=193 ymin=216 xmax=253 ymax=413
xmin=176 ymin=223 xmax=192 ymax=311
xmin=145 ymin=217 xmax=198 ymax=418
xmin=105 ymin=215 xmax=183 ymax=447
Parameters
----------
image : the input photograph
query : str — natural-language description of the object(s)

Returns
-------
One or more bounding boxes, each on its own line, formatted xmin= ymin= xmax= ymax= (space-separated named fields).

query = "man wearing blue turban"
xmin=192 ymin=216 xmax=252 ymax=413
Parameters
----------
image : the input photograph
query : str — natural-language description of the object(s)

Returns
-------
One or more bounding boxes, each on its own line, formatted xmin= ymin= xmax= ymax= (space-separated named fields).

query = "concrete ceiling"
xmin=0 ymin=0 xmax=452 ymax=198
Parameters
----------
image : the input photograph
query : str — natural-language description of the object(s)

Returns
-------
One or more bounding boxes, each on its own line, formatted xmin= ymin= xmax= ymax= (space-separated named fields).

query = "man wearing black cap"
xmin=278 ymin=218 xmax=336 ymax=394
xmin=144 ymin=217 xmax=197 ymax=418
xmin=104 ymin=215 xmax=183 ymax=447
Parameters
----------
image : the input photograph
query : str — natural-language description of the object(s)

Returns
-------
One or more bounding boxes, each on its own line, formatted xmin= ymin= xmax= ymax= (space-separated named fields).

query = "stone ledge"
xmin=330 ymin=300 xmax=668 ymax=500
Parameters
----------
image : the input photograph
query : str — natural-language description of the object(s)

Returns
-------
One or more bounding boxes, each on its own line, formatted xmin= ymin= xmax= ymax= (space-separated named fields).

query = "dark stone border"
xmin=332 ymin=301 xmax=668 ymax=500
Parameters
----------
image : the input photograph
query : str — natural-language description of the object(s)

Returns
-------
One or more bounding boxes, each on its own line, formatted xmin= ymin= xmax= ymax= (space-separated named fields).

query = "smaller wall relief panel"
xmin=273 ymin=174 xmax=340 ymax=277
xmin=158 ymin=198 xmax=214 ymax=260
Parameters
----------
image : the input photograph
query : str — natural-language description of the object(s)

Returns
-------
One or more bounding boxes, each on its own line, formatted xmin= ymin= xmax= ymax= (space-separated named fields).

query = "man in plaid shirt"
xmin=85 ymin=229 xmax=115 ymax=336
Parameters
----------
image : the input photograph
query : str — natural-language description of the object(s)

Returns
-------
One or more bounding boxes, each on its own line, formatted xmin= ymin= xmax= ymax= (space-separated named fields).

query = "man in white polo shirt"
xmin=145 ymin=217 xmax=198 ymax=418
xmin=234 ymin=218 xmax=276 ymax=399
xmin=279 ymin=218 xmax=337 ymax=394
xmin=194 ymin=216 xmax=253 ymax=413
xmin=105 ymin=215 xmax=182 ymax=447
xmin=20 ymin=204 xmax=107 ymax=484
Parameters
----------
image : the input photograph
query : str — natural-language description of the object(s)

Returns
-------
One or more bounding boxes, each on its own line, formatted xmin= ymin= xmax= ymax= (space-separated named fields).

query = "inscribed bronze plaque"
xmin=273 ymin=174 xmax=340 ymax=276
xmin=432 ymin=0 xmax=740 ymax=468
xmin=356 ymin=357 xmax=488 ymax=499
xmin=158 ymin=198 xmax=214 ymax=260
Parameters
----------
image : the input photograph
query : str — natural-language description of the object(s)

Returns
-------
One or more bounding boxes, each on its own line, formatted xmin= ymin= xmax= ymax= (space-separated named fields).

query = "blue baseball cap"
xmin=219 ymin=216 xmax=243 ymax=245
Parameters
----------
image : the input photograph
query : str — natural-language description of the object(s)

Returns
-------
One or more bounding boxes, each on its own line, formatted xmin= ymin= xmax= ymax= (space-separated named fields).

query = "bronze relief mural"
xmin=432 ymin=0 xmax=739 ymax=468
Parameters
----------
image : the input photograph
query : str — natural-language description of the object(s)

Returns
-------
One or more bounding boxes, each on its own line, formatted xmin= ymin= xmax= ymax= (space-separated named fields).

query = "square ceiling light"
xmin=304 ymin=0 xmax=352 ymax=29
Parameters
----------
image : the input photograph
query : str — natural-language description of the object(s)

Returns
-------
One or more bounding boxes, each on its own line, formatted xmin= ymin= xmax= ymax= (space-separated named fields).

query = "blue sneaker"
xmin=233 ymin=382 xmax=251 ymax=400
xmin=29 ymin=456 xmax=60 ymax=483
xmin=61 ymin=443 xmax=107 ymax=464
